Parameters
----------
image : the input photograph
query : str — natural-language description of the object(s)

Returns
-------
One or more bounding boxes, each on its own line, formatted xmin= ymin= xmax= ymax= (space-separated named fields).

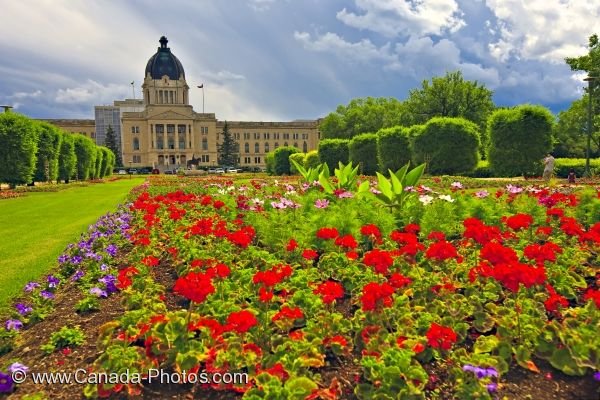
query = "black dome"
xmin=145 ymin=36 xmax=185 ymax=80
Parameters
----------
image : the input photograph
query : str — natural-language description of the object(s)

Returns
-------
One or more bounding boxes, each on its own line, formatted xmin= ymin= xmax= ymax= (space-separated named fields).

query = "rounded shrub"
xmin=488 ymin=105 xmax=554 ymax=177
xmin=413 ymin=117 xmax=480 ymax=175
xmin=73 ymin=134 xmax=96 ymax=180
xmin=272 ymin=146 xmax=299 ymax=175
xmin=33 ymin=121 xmax=63 ymax=183
xmin=289 ymin=152 xmax=306 ymax=174
xmin=103 ymin=147 xmax=115 ymax=177
xmin=304 ymin=150 xmax=320 ymax=169
xmin=58 ymin=132 xmax=77 ymax=183
xmin=0 ymin=112 xmax=39 ymax=188
xmin=318 ymin=139 xmax=349 ymax=171
xmin=349 ymin=133 xmax=378 ymax=175
xmin=376 ymin=126 xmax=411 ymax=173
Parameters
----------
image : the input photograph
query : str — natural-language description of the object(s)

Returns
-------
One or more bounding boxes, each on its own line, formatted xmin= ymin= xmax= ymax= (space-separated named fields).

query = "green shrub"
xmin=272 ymin=146 xmax=299 ymax=175
xmin=266 ymin=152 xmax=275 ymax=174
xmin=377 ymin=126 xmax=411 ymax=173
xmin=304 ymin=150 xmax=320 ymax=169
xmin=73 ymin=134 xmax=96 ymax=180
xmin=553 ymin=158 xmax=600 ymax=178
xmin=413 ymin=117 xmax=480 ymax=175
xmin=94 ymin=146 xmax=104 ymax=178
xmin=99 ymin=147 xmax=111 ymax=178
xmin=349 ymin=133 xmax=378 ymax=175
xmin=318 ymin=139 xmax=349 ymax=171
xmin=289 ymin=152 xmax=306 ymax=174
xmin=58 ymin=132 xmax=77 ymax=183
xmin=466 ymin=160 xmax=493 ymax=178
xmin=488 ymin=105 xmax=554 ymax=177
xmin=33 ymin=121 xmax=62 ymax=183
xmin=0 ymin=112 xmax=39 ymax=188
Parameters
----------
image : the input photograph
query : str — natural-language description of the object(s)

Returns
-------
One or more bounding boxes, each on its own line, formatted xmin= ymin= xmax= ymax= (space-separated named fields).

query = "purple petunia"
xmin=463 ymin=364 xmax=498 ymax=379
xmin=40 ymin=291 xmax=54 ymax=300
xmin=24 ymin=282 xmax=40 ymax=292
xmin=0 ymin=371 xmax=14 ymax=393
xmin=5 ymin=319 xmax=23 ymax=331
xmin=47 ymin=275 xmax=60 ymax=288
xmin=8 ymin=363 xmax=28 ymax=375
xmin=58 ymin=254 xmax=70 ymax=264
xmin=594 ymin=371 xmax=600 ymax=382
xmin=105 ymin=244 xmax=118 ymax=257
xmin=15 ymin=303 xmax=32 ymax=316
xmin=70 ymin=255 xmax=83 ymax=265
xmin=89 ymin=287 xmax=108 ymax=298
xmin=99 ymin=275 xmax=117 ymax=294
xmin=71 ymin=270 xmax=85 ymax=282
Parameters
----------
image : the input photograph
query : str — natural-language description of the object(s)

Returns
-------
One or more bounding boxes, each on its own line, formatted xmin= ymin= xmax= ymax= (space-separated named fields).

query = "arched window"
xmin=133 ymin=138 xmax=140 ymax=150
xmin=254 ymin=142 xmax=259 ymax=153
xmin=274 ymin=142 xmax=279 ymax=149
xmin=293 ymin=142 xmax=298 ymax=149
xmin=303 ymin=141 xmax=308 ymax=153
xmin=244 ymin=143 xmax=250 ymax=153
xmin=264 ymin=142 xmax=270 ymax=153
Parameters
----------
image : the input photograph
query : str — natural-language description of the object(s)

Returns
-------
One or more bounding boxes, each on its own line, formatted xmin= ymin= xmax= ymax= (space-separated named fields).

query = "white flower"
xmin=439 ymin=194 xmax=454 ymax=202
xmin=419 ymin=195 xmax=434 ymax=205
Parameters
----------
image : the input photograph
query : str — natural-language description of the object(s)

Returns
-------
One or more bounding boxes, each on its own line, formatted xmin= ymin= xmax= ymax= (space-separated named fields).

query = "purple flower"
xmin=594 ymin=371 xmax=600 ymax=381
xmin=70 ymin=255 xmax=83 ymax=265
xmin=336 ymin=191 xmax=354 ymax=199
xmin=47 ymin=275 xmax=60 ymax=288
xmin=0 ymin=371 xmax=14 ymax=393
xmin=58 ymin=254 xmax=70 ymax=263
xmin=15 ymin=303 xmax=32 ymax=315
xmin=486 ymin=383 xmax=497 ymax=393
xmin=71 ymin=270 xmax=85 ymax=282
xmin=99 ymin=275 xmax=117 ymax=294
xmin=40 ymin=291 xmax=54 ymax=300
xmin=99 ymin=263 xmax=108 ymax=271
xmin=451 ymin=181 xmax=463 ymax=189
xmin=475 ymin=190 xmax=489 ymax=199
xmin=5 ymin=319 xmax=23 ymax=331
xmin=314 ymin=199 xmax=330 ymax=209
xmin=506 ymin=184 xmax=523 ymax=194
xmin=8 ymin=363 xmax=28 ymax=374
xmin=24 ymin=282 xmax=40 ymax=292
xmin=89 ymin=287 xmax=108 ymax=298
xmin=105 ymin=244 xmax=118 ymax=257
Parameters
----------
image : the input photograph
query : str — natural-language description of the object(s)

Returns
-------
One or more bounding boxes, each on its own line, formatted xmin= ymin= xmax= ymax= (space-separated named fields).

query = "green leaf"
xmin=394 ymin=163 xmax=409 ymax=183
xmin=404 ymin=163 xmax=426 ymax=187
xmin=474 ymin=335 xmax=499 ymax=353
xmin=389 ymin=170 xmax=403 ymax=195
xmin=284 ymin=377 xmax=318 ymax=399
xmin=549 ymin=348 xmax=587 ymax=376
xmin=319 ymin=171 xmax=334 ymax=194
xmin=376 ymin=172 xmax=393 ymax=200
xmin=290 ymin=158 xmax=307 ymax=179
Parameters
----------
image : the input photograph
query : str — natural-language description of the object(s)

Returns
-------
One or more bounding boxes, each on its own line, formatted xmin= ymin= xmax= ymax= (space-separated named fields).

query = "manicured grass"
xmin=0 ymin=178 xmax=144 ymax=309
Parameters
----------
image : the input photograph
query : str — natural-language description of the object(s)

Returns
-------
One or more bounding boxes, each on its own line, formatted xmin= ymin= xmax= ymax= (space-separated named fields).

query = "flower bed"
xmin=1 ymin=172 xmax=599 ymax=399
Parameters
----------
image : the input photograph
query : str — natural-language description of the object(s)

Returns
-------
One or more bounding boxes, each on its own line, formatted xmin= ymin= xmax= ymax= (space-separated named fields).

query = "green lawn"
xmin=0 ymin=178 xmax=144 ymax=310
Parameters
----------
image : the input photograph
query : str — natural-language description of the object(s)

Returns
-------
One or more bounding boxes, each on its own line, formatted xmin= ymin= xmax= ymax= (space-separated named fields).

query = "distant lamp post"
xmin=197 ymin=84 xmax=204 ymax=113
xmin=583 ymin=75 xmax=598 ymax=177
xmin=0 ymin=105 xmax=13 ymax=113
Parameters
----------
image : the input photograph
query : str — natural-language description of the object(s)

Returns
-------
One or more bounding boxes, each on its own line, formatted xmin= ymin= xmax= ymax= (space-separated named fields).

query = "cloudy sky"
xmin=1 ymin=0 xmax=599 ymax=121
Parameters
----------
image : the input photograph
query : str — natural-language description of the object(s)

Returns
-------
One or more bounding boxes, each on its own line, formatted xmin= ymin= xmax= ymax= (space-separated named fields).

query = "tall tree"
xmin=553 ymin=96 xmax=599 ymax=158
xmin=320 ymin=97 xmax=410 ymax=139
xmin=104 ymin=125 xmax=122 ymax=167
xmin=217 ymin=121 xmax=239 ymax=166
xmin=403 ymin=71 xmax=495 ymax=132
xmin=58 ymin=132 xmax=76 ymax=183
xmin=33 ymin=121 xmax=62 ymax=182
xmin=0 ymin=112 xmax=39 ymax=188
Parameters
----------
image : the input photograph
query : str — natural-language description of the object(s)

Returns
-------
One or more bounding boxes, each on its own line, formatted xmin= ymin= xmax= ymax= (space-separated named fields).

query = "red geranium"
xmin=362 ymin=249 xmax=394 ymax=274
xmin=314 ymin=280 xmax=345 ymax=304
xmin=335 ymin=234 xmax=358 ymax=249
xmin=388 ymin=273 xmax=412 ymax=289
xmin=286 ymin=239 xmax=298 ymax=252
xmin=173 ymin=271 xmax=215 ymax=303
xmin=116 ymin=266 xmax=139 ymax=289
xmin=224 ymin=310 xmax=258 ymax=334
xmin=426 ymin=323 xmax=457 ymax=350
xmin=316 ymin=227 xmax=339 ymax=240
xmin=425 ymin=241 xmax=460 ymax=262
xmin=302 ymin=249 xmax=319 ymax=260
xmin=361 ymin=224 xmax=382 ymax=243
xmin=272 ymin=306 xmax=304 ymax=322
xmin=503 ymin=213 xmax=534 ymax=231
xmin=544 ymin=285 xmax=569 ymax=313
xmin=360 ymin=282 xmax=395 ymax=311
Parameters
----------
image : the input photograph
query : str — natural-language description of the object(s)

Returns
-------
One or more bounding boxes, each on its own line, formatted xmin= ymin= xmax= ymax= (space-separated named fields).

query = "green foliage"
xmin=320 ymin=97 xmax=410 ymax=139
xmin=58 ymin=132 xmax=77 ymax=183
xmin=217 ymin=121 xmax=239 ymax=166
xmin=413 ymin=117 xmax=480 ymax=175
xmin=553 ymin=96 xmax=598 ymax=158
xmin=488 ymin=105 xmax=554 ymax=177
xmin=0 ymin=327 xmax=17 ymax=356
xmin=364 ymin=163 xmax=425 ymax=213
xmin=265 ymin=152 xmax=275 ymax=174
xmin=466 ymin=160 xmax=493 ymax=178
xmin=0 ymin=112 xmax=39 ymax=187
xmin=319 ymin=161 xmax=360 ymax=194
xmin=40 ymin=325 xmax=86 ymax=354
xmin=99 ymin=147 xmax=111 ymax=178
xmin=290 ymin=158 xmax=325 ymax=184
xmin=272 ymin=146 xmax=299 ymax=175
xmin=288 ymin=152 xmax=306 ymax=174
xmin=404 ymin=71 xmax=495 ymax=131
xmin=553 ymin=158 xmax=600 ymax=178
xmin=318 ymin=138 xmax=349 ymax=171
xmin=33 ymin=121 xmax=62 ymax=183
xmin=93 ymin=146 xmax=104 ymax=179
xmin=103 ymin=125 xmax=122 ymax=167
xmin=304 ymin=150 xmax=320 ymax=169
xmin=73 ymin=134 xmax=96 ymax=180
xmin=377 ymin=126 xmax=412 ymax=173
xmin=349 ymin=133 xmax=378 ymax=175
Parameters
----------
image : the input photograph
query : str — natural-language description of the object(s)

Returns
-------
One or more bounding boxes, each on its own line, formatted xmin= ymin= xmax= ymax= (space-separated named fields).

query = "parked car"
xmin=215 ymin=168 xmax=225 ymax=174
xmin=164 ymin=170 xmax=175 ymax=175
xmin=226 ymin=167 xmax=240 ymax=173
xmin=128 ymin=168 xmax=138 ymax=174
xmin=208 ymin=168 xmax=217 ymax=174
xmin=117 ymin=169 xmax=127 ymax=175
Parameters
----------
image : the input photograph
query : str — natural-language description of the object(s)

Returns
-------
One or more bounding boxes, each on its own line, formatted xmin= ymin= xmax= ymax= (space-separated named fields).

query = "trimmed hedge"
xmin=349 ymin=133 xmax=378 ymax=175
xmin=272 ymin=146 xmax=300 ymax=175
xmin=33 ymin=121 xmax=62 ymax=183
xmin=58 ymin=132 xmax=77 ymax=183
xmin=73 ymin=134 xmax=96 ymax=180
xmin=0 ymin=112 xmax=39 ymax=187
xmin=318 ymin=139 xmax=349 ymax=171
xmin=94 ymin=147 xmax=104 ymax=179
xmin=553 ymin=158 xmax=600 ymax=178
xmin=304 ymin=150 xmax=320 ymax=169
xmin=413 ymin=117 xmax=480 ymax=175
xmin=289 ymin=152 xmax=306 ymax=174
xmin=377 ymin=126 xmax=411 ymax=172
xmin=488 ymin=105 xmax=554 ymax=177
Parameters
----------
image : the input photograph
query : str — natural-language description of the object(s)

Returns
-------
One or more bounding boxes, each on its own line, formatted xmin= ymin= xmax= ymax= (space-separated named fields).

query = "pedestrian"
xmin=542 ymin=153 xmax=555 ymax=182
xmin=567 ymin=168 xmax=576 ymax=184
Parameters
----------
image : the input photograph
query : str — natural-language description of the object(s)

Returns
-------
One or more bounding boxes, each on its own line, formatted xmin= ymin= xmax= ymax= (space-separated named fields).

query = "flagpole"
xmin=131 ymin=81 xmax=135 ymax=99
xmin=197 ymin=84 xmax=204 ymax=113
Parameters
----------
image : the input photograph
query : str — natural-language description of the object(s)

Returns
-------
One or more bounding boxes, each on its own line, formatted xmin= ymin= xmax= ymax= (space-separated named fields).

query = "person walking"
xmin=542 ymin=153 xmax=555 ymax=182
xmin=567 ymin=168 xmax=576 ymax=184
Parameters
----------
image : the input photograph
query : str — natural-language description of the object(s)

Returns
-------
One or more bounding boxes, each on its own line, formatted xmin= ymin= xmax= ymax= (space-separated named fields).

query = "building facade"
xmin=120 ymin=36 xmax=320 ymax=170
xmin=40 ymin=119 xmax=95 ymax=139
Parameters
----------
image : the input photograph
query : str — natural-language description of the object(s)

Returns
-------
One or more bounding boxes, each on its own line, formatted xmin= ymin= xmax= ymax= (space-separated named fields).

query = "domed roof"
xmin=145 ymin=36 xmax=185 ymax=80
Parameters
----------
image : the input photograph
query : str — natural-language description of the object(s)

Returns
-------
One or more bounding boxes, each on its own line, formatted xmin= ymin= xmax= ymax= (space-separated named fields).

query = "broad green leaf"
xmin=376 ymin=172 xmax=393 ymax=200
xmin=389 ymin=169 xmax=403 ymax=195
xmin=404 ymin=163 xmax=426 ymax=187
xmin=394 ymin=163 xmax=409 ymax=183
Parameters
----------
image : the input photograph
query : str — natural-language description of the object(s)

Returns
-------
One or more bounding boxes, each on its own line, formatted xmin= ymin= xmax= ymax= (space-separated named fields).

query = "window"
xmin=293 ymin=133 xmax=299 ymax=140
xmin=178 ymin=125 xmax=186 ymax=134
xmin=293 ymin=142 xmax=298 ymax=149
xmin=284 ymin=142 xmax=288 ymax=147
xmin=274 ymin=142 xmax=279 ymax=149
xmin=167 ymin=125 xmax=175 ymax=134
xmin=131 ymin=126 xmax=135 ymax=133
xmin=244 ymin=143 xmax=250 ymax=153
xmin=234 ymin=132 xmax=240 ymax=140
xmin=254 ymin=132 xmax=260 ymax=140
xmin=302 ymin=133 xmax=308 ymax=140
xmin=263 ymin=132 xmax=270 ymax=140
xmin=133 ymin=155 xmax=141 ymax=163
xmin=283 ymin=133 xmax=289 ymax=140
xmin=303 ymin=141 xmax=308 ymax=153
xmin=133 ymin=138 xmax=140 ymax=150
xmin=244 ymin=157 xmax=251 ymax=164
xmin=254 ymin=157 xmax=261 ymax=164
xmin=159 ymin=90 xmax=163 ymax=104
xmin=202 ymin=138 xmax=208 ymax=151
xmin=244 ymin=132 xmax=250 ymax=140
xmin=151 ymin=125 xmax=153 ymax=134
xmin=275 ymin=133 xmax=280 ymax=140
xmin=254 ymin=143 xmax=259 ymax=153
xmin=264 ymin=142 xmax=270 ymax=153
xmin=169 ymin=91 xmax=174 ymax=104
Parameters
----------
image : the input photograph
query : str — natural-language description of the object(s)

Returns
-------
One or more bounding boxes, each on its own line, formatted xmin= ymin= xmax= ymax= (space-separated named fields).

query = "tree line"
xmin=0 ymin=112 xmax=116 ymax=189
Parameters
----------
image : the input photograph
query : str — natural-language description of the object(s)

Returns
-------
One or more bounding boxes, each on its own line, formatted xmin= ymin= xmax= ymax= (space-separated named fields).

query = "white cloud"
xmin=485 ymin=0 xmax=600 ymax=63
xmin=55 ymin=80 xmax=129 ymax=104
xmin=336 ymin=0 xmax=466 ymax=38
xmin=294 ymin=31 xmax=394 ymax=62
xmin=10 ymin=90 xmax=42 ymax=99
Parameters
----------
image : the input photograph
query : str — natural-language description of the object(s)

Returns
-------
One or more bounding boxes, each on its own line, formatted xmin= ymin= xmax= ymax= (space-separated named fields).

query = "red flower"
xmin=213 ymin=200 xmax=226 ymax=209
xmin=224 ymin=310 xmax=258 ymax=334
xmin=361 ymin=224 xmax=382 ymax=243
xmin=480 ymin=242 xmax=518 ymax=266
xmin=173 ymin=272 xmax=215 ymax=303
xmin=323 ymin=335 xmax=348 ymax=348
xmin=523 ymin=242 xmax=562 ymax=265
xmin=228 ymin=227 xmax=255 ymax=248
xmin=302 ymin=249 xmax=319 ymax=260
xmin=426 ymin=323 xmax=457 ymax=350
xmin=258 ymin=287 xmax=274 ymax=302
xmin=412 ymin=343 xmax=425 ymax=353
xmin=503 ymin=213 xmax=534 ymax=231
xmin=403 ymin=223 xmax=421 ymax=234
xmin=335 ymin=234 xmax=358 ymax=249
xmin=316 ymin=227 xmax=339 ymax=240
xmin=116 ymin=266 xmax=139 ymax=289
xmin=141 ymin=255 xmax=159 ymax=267
xmin=189 ymin=217 xmax=213 ymax=236
xmin=583 ymin=288 xmax=600 ymax=308
xmin=214 ymin=263 xmax=231 ymax=278
xmin=544 ymin=285 xmax=568 ymax=313
xmin=388 ymin=273 xmax=412 ymax=289
xmin=253 ymin=264 xmax=292 ymax=287
xmin=261 ymin=362 xmax=289 ymax=380
xmin=425 ymin=241 xmax=460 ymax=262
xmin=362 ymin=249 xmax=394 ymax=274
xmin=272 ymin=306 xmax=304 ymax=322
xmin=427 ymin=231 xmax=446 ymax=242
xmin=463 ymin=217 xmax=503 ymax=245
xmin=346 ymin=250 xmax=359 ymax=260
xmin=360 ymin=282 xmax=394 ymax=311
xmin=314 ymin=280 xmax=345 ymax=304
xmin=286 ymin=239 xmax=298 ymax=252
